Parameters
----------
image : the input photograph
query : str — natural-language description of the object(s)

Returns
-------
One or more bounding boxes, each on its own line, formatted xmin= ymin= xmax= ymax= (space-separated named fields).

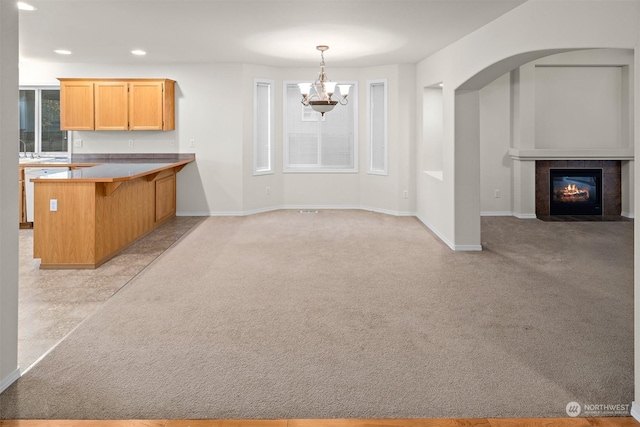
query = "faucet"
xmin=19 ymin=139 xmax=26 ymax=158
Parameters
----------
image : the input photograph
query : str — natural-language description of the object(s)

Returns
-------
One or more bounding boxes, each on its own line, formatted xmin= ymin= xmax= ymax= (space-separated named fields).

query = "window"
xmin=254 ymin=79 xmax=274 ymax=175
xmin=423 ymin=84 xmax=444 ymax=175
xmin=368 ymin=80 xmax=387 ymax=175
xmin=19 ymin=87 xmax=69 ymax=156
xmin=283 ymin=81 xmax=357 ymax=172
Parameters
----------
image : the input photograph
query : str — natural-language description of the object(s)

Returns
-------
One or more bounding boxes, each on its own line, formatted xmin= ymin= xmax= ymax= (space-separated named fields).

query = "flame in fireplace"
xmin=562 ymin=184 xmax=589 ymax=198
xmin=553 ymin=182 xmax=591 ymax=203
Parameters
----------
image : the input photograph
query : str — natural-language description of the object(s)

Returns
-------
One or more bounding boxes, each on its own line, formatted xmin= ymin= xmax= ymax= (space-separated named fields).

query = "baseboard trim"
xmin=176 ymin=211 xmax=214 ymax=217
xmin=622 ymin=211 xmax=635 ymax=219
xmin=455 ymin=244 xmax=483 ymax=251
xmin=631 ymin=401 xmax=640 ymax=422
xmin=481 ymin=211 xmax=513 ymax=217
xmin=514 ymin=213 xmax=537 ymax=219
xmin=0 ymin=368 xmax=20 ymax=394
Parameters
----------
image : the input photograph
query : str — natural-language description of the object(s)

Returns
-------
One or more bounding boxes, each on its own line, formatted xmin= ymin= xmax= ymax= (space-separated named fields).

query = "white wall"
xmin=359 ymin=64 xmax=415 ymax=215
xmin=535 ymin=66 xmax=622 ymax=149
xmin=480 ymin=73 xmax=512 ymax=215
xmin=242 ymin=64 xmax=283 ymax=214
xmin=0 ymin=0 xmax=20 ymax=392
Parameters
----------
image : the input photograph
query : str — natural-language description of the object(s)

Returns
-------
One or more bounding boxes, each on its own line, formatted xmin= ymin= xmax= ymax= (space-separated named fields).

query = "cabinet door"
xmin=155 ymin=174 xmax=176 ymax=222
xmin=60 ymin=81 xmax=94 ymax=130
xmin=94 ymin=81 xmax=129 ymax=131
xmin=129 ymin=81 xmax=164 ymax=130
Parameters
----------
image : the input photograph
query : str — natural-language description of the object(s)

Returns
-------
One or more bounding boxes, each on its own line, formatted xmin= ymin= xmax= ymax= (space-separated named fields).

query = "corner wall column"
xmin=453 ymin=90 xmax=482 ymax=250
xmin=0 ymin=0 xmax=21 ymax=392
xmin=632 ymin=5 xmax=640 ymax=419
xmin=512 ymin=159 xmax=536 ymax=218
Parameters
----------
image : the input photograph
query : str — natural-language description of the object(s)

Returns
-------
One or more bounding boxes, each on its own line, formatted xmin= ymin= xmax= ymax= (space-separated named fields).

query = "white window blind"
xmin=369 ymin=80 xmax=387 ymax=174
xmin=254 ymin=80 xmax=273 ymax=174
xmin=284 ymin=82 xmax=357 ymax=172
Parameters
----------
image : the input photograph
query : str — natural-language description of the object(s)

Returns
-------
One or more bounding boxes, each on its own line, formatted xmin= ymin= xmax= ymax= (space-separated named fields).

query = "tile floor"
xmin=18 ymin=216 xmax=204 ymax=373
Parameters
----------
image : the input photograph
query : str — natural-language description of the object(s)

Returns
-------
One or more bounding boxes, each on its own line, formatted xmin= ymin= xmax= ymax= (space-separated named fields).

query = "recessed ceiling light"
xmin=131 ymin=50 xmax=146 ymax=56
xmin=17 ymin=2 xmax=36 ymax=11
xmin=54 ymin=49 xmax=72 ymax=55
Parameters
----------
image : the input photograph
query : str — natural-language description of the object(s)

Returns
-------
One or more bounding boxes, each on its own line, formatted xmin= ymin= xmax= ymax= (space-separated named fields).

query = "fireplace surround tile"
xmin=603 ymin=160 xmax=621 ymax=174
xmin=584 ymin=160 xmax=603 ymax=168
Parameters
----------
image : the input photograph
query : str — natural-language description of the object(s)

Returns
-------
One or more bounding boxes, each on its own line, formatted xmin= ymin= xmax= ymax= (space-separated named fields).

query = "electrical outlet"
xmin=189 ymin=139 xmax=195 ymax=148
xmin=266 ymin=187 xmax=271 ymax=195
xmin=49 ymin=199 xmax=58 ymax=212
xmin=73 ymin=139 xmax=83 ymax=148
xmin=403 ymin=190 xmax=409 ymax=199
xmin=494 ymin=189 xmax=501 ymax=198
xmin=128 ymin=140 xmax=134 ymax=147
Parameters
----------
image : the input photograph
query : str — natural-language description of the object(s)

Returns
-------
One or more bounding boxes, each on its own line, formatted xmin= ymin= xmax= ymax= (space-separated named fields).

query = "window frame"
xmin=282 ymin=80 xmax=358 ymax=174
xmin=19 ymin=85 xmax=70 ymax=157
xmin=253 ymin=79 xmax=275 ymax=175
xmin=367 ymin=79 xmax=388 ymax=175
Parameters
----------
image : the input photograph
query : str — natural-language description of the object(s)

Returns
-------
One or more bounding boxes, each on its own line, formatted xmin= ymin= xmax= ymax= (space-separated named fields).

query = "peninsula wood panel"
xmin=94 ymin=177 xmax=157 ymax=263
xmin=59 ymin=80 xmax=94 ymax=130
xmin=33 ymin=182 xmax=96 ymax=265
xmin=94 ymin=81 xmax=129 ymax=131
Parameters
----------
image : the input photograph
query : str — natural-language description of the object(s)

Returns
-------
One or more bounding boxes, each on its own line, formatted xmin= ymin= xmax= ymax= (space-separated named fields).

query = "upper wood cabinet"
xmin=60 ymin=80 xmax=95 ymax=130
xmin=95 ymin=81 xmax=129 ymax=131
xmin=58 ymin=78 xmax=176 ymax=131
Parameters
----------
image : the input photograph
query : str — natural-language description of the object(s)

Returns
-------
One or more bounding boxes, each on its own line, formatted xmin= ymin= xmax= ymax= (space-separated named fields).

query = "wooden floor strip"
xmin=0 ymin=420 xmax=637 ymax=427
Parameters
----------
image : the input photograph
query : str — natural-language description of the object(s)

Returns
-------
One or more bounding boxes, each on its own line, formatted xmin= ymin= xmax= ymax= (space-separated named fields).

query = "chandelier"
xmin=298 ymin=45 xmax=351 ymax=116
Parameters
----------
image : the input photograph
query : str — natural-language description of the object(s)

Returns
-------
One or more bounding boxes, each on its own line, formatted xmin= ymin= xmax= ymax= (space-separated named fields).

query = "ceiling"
xmin=18 ymin=0 xmax=526 ymax=67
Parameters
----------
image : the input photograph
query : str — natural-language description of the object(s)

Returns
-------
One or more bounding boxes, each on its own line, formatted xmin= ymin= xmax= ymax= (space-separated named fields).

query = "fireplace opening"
xmin=549 ymin=169 xmax=602 ymax=215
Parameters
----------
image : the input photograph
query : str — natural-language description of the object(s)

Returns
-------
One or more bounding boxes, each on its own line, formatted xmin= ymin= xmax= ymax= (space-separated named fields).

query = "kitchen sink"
xmin=19 ymin=158 xmax=46 ymax=164
xmin=19 ymin=157 xmax=56 ymax=164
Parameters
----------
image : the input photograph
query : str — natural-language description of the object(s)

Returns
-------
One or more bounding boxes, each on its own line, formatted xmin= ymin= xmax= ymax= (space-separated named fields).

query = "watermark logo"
xmin=565 ymin=401 xmax=630 ymax=417
xmin=566 ymin=401 xmax=581 ymax=417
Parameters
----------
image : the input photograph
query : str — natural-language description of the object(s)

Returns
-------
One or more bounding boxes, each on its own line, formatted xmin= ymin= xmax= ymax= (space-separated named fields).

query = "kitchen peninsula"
xmin=31 ymin=154 xmax=195 ymax=269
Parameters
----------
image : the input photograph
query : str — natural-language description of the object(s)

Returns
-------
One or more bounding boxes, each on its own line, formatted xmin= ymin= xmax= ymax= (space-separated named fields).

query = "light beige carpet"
xmin=0 ymin=210 xmax=633 ymax=419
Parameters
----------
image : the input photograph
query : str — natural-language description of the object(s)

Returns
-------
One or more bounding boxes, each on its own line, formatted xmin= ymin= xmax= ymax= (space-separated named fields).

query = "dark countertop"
xmin=28 ymin=154 xmax=195 ymax=183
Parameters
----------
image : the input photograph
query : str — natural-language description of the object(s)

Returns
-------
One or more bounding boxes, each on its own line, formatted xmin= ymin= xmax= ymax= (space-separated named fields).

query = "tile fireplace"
xmin=535 ymin=160 xmax=621 ymax=217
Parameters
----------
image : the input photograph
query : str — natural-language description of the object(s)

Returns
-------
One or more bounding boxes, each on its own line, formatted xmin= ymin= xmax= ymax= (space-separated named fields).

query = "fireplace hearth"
xmin=549 ymin=169 xmax=602 ymax=215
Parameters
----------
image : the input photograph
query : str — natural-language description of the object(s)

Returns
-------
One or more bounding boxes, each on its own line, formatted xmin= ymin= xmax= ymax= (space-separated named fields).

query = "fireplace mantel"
xmin=509 ymin=148 xmax=634 ymax=161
